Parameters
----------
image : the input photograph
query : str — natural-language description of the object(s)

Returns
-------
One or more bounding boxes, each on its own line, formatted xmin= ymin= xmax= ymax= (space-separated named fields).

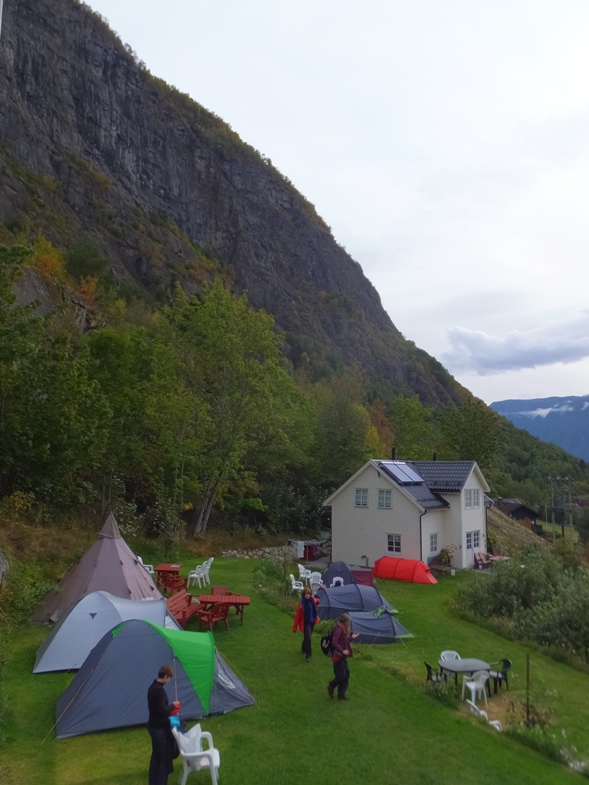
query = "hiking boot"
xmin=337 ymin=695 xmax=349 ymax=700
xmin=327 ymin=685 xmax=334 ymax=699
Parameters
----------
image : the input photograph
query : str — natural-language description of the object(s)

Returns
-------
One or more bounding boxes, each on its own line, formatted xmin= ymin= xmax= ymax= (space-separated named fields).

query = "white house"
xmin=324 ymin=460 xmax=490 ymax=570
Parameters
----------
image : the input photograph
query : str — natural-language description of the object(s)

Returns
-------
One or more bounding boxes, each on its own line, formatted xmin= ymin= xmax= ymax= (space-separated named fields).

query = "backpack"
xmin=320 ymin=627 xmax=335 ymax=657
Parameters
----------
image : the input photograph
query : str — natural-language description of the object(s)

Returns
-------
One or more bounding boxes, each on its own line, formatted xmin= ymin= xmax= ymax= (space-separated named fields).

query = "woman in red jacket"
xmin=292 ymin=586 xmax=320 ymax=661
xmin=327 ymin=613 xmax=359 ymax=700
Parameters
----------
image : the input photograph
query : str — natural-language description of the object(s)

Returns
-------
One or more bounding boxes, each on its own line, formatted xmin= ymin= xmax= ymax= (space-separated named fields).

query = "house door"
xmin=465 ymin=530 xmax=480 ymax=568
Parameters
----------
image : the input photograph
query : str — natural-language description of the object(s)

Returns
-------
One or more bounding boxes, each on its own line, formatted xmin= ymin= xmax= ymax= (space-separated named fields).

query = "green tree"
xmin=440 ymin=398 xmax=501 ymax=468
xmin=162 ymin=282 xmax=305 ymax=534
xmin=389 ymin=394 xmax=435 ymax=460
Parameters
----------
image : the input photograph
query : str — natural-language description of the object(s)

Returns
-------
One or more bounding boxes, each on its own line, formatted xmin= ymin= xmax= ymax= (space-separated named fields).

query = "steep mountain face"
xmin=0 ymin=0 xmax=462 ymax=406
xmin=491 ymin=395 xmax=589 ymax=461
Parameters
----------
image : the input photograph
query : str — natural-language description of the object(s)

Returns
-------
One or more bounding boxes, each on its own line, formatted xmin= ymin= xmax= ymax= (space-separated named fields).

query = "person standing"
xmin=327 ymin=613 xmax=359 ymax=700
xmin=147 ymin=664 xmax=181 ymax=785
xmin=292 ymin=585 xmax=320 ymax=661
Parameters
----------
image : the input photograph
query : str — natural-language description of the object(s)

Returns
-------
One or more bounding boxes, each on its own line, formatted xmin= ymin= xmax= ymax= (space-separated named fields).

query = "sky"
xmin=85 ymin=0 xmax=589 ymax=405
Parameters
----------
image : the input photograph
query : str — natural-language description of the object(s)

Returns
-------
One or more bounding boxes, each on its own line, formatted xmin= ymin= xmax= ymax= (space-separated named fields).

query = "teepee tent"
xmin=55 ymin=620 xmax=255 ymax=738
xmin=34 ymin=514 xmax=162 ymax=623
xmin=315 ymin=584 xmax=395 ymax=620
xmin=34 ymin=592 xmax=180 ymax=673
xmin=348 ymin=609 xmax=413 ymax=644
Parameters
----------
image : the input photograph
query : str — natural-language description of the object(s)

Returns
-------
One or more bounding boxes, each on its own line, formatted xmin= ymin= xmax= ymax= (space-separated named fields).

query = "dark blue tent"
xmin=322 ymin=561 xmax=355 ymax=587
xmin=315 ymin=584 xmax=395 ymax=620
xmin=349 ymin=610 xmax=412 ymax=644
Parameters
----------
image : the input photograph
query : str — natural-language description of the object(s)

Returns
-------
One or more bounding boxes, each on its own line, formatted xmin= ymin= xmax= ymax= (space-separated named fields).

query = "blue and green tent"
xmin=55 ymin=619 xmax=254 ymax=738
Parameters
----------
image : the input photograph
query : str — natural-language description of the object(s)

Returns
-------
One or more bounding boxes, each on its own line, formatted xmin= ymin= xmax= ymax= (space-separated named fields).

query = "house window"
xmin=430 ymin=533 xmax=438 ymax=553
xmin=378 ymin=489 xmax=392 ymax=509
xmin=355 ymin=488 xmax=368 ymax=507
xmin=465 ymin=489 xmax=480 ymax=509
xmin=466 ymin=531 xmax=480 ymax=550
xmin=387 ymin=534 xmax=401 ymax=553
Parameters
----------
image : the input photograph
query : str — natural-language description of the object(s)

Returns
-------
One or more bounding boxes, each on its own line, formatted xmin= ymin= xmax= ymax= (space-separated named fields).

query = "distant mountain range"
xmin=491 ymin=396 xmax=589 ymax=461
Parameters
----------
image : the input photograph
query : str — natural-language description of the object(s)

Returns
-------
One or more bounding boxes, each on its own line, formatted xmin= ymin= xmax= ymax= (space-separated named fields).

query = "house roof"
xmin=377 ymin=462 xmax=448 ymax=510
xmin=407 ymin=461 xmax=483 ymax=493
xmin=323 ymin=459 xmax=490 ymax=510
xmin=494 ymin=498 xmax=539 ymax=518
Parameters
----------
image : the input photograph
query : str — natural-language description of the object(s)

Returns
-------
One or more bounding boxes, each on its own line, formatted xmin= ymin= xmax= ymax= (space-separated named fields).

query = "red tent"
xmin=372 ymin=556 xmax=437 ymax=585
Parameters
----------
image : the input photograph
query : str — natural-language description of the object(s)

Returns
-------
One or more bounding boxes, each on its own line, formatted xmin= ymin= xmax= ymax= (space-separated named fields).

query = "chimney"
xmin=432 ymin=452 xmax=437 ymax=461
xmin=391 ymin=447 xmax=396 ymax=460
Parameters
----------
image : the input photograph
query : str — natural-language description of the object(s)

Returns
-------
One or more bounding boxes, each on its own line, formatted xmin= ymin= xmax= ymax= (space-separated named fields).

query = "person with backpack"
xmin=327 ymin=613 xmax=359 ymax=700
xmin=292 ymin=585 xmax=320 ymax=661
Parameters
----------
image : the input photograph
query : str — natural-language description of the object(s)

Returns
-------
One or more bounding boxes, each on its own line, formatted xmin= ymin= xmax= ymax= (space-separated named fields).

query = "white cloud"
xmin=443 ymin=313 xmax=589 ymax=374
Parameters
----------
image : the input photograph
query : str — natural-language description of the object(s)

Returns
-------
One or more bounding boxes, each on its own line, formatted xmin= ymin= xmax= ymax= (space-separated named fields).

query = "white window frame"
xmin=465 ymin=489 xmax=480 ymax=509
xmin=430 ymin=533 xmax=438 ymax=554
xmin=378 ymin=489 xmax=392 ymax=509
xmin=387 ymin=533 xmax=401 ymax=553
xmin=473 ymin=530 xmax=480 ymax=549
xmin=355 ymin=488 xmax=368 ymax=508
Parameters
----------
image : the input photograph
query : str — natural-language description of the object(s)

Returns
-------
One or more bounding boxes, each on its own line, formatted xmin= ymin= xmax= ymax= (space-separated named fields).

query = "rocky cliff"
xmin=0 ymin=0 xmax=463 ymax=405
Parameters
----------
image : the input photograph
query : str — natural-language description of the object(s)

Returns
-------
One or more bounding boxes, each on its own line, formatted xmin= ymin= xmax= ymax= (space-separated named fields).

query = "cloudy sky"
xmin=85 ymin=0 xmax=589 ymax=404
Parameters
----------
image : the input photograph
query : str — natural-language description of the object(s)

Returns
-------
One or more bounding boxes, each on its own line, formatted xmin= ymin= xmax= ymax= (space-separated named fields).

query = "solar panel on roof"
xmin=380 ymin=462 xmax=424 ymax=484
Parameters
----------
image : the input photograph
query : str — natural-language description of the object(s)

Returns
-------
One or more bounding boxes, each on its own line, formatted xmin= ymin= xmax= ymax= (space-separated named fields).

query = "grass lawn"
xmin=1 ymin=557 xmax=587 ymax=784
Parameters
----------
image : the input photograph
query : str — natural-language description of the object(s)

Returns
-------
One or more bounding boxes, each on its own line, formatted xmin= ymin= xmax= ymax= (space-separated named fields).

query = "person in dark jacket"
xmin=147 ymin=664 xmax=181 ymax=785
xmin=327 ymin=613 xmax=359 ymax=700
xmin=292 ymin=586 xmax=320 ymax=660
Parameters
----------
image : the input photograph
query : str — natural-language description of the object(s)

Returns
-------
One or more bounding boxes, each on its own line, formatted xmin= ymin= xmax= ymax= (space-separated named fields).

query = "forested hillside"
xmin=0 ymin=0 xmax=588 ymax=536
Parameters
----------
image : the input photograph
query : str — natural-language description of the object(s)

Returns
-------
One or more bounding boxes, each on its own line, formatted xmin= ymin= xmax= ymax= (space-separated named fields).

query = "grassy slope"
xmin=1 ymin=558 xmax=586 ymax=785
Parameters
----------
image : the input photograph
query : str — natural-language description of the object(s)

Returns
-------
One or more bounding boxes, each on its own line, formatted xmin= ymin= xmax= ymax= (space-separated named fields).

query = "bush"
xmin=1 ymin=561 xmax=55 ymax=624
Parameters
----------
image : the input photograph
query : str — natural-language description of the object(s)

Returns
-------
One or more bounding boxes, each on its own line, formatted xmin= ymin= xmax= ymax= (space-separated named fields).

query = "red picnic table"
xmin=198 ymin=592 xmax=251 ymax=625
xmin=154 ymin=563 xmax=183 ymax=592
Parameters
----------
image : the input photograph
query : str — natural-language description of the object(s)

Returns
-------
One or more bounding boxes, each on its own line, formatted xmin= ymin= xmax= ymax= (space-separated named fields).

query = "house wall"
xmin=330 ymin=465 xmax=423 ymax=567
xmin=438 ymin=470 xmax=487 ymax=568
xmin=420 ymin=509 xmax=447 ymax=562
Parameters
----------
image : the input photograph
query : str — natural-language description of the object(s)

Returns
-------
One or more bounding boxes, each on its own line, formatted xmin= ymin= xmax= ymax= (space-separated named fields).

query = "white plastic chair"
xmin=310 ymin=571 xmax=323 ymax=593
xmin=330 ymin=577 xmax=344 ymax=587
xmin=290 ymin=574 xmax=304 ymax=593
xmin=463 ymin=670 xmax=489 ymax=706
xmin=171 ymin=724 xmax=220 ymax=785
xmin=440 ymin=650 xmax=461 ymax=660
xmin=466 ymin=699 xmax=502 ymax=731
xmin=202 ymin=557 xmax=214 ymax=586
xmin=187 ymin=564 xmax=206 ymax=589
xmin=298 ymin=564 xmax=312 ymax=584
xmin=137 ymin=556 xmax=154 ymax=575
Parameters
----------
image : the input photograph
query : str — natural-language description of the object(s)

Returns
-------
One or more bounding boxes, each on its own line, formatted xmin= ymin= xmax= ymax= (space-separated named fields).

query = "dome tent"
xmin=55 ymin=620 xmax=255 ymax=738
xmin=373 ymin=556 xmax=437 ymax=585
xmin=323 ymin=561 xmax=374 ymax=588
xmin=348 ymin=609 xmax=413 ymax=644
xmin=315 ymin=584 xmax=395 ymax=620
xmin=34 ymin=514 xmax=162 ymax=623
xmin=34 ymin=592 xmax=180 ymax=674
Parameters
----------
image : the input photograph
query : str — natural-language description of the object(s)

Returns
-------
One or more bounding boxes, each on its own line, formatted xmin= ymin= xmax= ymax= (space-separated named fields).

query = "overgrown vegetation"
xmin=458 ymin=545 xmax=589 ymax=664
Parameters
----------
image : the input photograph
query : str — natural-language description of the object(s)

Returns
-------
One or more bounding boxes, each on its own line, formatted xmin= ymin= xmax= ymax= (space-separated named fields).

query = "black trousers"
xmin=329 ymin=657 xmax=350 ymax=698
xmin=148 ymin=726 xmax=174 ymax=785
xmin=302 ymin=623 xmax=314 ymax=658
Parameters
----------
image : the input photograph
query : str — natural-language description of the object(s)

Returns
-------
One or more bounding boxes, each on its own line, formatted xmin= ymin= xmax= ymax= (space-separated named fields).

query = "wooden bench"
xmin=166 ymin=590 xmax=205 ymax=629
xmin=474 ymin=552 xmax=493 ymax=570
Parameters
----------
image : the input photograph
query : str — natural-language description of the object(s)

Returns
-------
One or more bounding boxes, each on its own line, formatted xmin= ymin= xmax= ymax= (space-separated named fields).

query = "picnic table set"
xmin=154 ymin=560 xmax=251 ymax=631
xmin=426 ymin=650 xmax=511 ymax=722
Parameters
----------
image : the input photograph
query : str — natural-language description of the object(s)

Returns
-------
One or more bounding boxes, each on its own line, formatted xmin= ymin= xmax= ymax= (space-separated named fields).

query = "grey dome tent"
xmin=348 ymin=610 xmax=413 ymax=644
xmin=315 ymin=584 xmax=395 ymax=620
xmin=322 ymin=561 xmax=355 ymax=587
xmin=322 ymin=561 xmax=374 ymax=588
xmin=55 ymin=619 xmax=255 ymax=738
xmin=34 ymin=514 xmax=162 ymax=623
xmin=34 ymin=592 xmax=180 ymax=673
